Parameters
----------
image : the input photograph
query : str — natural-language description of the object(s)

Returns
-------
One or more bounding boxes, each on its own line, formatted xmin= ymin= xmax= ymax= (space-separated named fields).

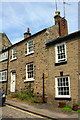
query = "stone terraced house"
xmin=0 ymin=33 xmax=12 ymax=93
xmin=0 ymin=11 xmax=80 ymax=105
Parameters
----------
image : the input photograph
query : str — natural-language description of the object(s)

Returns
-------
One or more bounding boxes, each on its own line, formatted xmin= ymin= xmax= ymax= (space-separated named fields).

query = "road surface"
xmin=1 ymin=105 xmax=51 ymax=120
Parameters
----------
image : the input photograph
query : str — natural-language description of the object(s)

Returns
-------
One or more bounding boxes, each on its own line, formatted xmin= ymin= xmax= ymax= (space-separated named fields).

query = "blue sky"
xmin=0 ymin=1 xmax=78 ymax=44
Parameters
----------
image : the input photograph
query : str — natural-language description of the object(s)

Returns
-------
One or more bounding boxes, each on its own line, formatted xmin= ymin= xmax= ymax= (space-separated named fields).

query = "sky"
xmin=0 ymin=1 xmax=78 ymax=44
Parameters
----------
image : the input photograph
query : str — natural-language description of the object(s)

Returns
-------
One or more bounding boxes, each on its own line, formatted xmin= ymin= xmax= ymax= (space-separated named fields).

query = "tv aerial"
xmin=63 ymin=0 xmax=70 ymax=19
xmin=55 ymin=0 xmax=70 ymax=18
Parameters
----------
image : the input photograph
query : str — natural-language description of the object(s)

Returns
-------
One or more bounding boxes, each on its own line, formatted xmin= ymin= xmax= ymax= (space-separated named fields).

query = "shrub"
xmin=8 ymin=90 xmax=47 ymax=103
xmin=9 ymin=90 xmax=35 ymax=102
xmin=61 ymin=105 xmax=72 ymax=111
xmin=10 ymin=93 xmax=20 ymax=98
xmin=77 ymin=109 xmax=80 ymax=112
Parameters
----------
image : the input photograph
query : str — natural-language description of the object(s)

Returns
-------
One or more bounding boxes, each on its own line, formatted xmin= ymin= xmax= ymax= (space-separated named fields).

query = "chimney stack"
xmin=54 ymin=11 xmax=68 ymax=36
xmin=24 ymin=28 xmax=31 ymax=39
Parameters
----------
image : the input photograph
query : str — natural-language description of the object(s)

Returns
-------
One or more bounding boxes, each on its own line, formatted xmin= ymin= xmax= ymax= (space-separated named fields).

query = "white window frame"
xmin=0 ymin=70 xmax=7 ymax=82
xmin=0 ymin=51 xmax=8 ymax=62
xmin=11 ymin=48 xmax=17 ymax=60
xmin=55 ymin=43 xmax=67 ymax=63
xmin=25 ymin=40 xmax=34 ymax=55
xmin=25 ymin=63 xmax=34 ymax=82
xmin=55 ymin=76 xmax=71 ymax=98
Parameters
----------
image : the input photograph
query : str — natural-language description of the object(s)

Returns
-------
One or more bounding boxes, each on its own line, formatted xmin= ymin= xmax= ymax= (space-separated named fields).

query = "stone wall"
xmin=46 ymin=38 xmax=79 ymax=105
xmin=0 ymin=33 xmax=11 ymax=51
xmin=0 ymin=33 xmax=11 ymax=93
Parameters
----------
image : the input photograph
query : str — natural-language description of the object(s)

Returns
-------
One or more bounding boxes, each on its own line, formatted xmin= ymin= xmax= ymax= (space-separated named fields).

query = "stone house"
xmin=1 ymin=11 xmax=80 ymax=105
xmin=0 ymin=33 xmax=12 ymax=93
xmin=46 ymin=31 xmax=80 ymax=105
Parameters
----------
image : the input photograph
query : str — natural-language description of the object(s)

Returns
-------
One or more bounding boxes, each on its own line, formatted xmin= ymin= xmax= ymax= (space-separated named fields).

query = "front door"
xmin=10 ymin=71 xmax=16 ymax=92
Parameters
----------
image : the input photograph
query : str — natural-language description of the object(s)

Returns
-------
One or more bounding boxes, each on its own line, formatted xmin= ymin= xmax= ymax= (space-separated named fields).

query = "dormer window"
xmin=55 ymin=43 xmax=67 ymax=63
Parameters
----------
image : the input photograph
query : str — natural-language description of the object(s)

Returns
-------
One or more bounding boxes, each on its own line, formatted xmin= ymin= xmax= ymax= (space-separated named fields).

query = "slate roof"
xmin=46 ymin=30 xmax=80 ymax=46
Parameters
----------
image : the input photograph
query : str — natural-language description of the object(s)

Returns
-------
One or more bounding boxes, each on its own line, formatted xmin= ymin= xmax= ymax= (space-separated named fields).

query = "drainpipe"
xmin=6 ymin=50 xmax=9 ymax=95
xmin=42 ymin=73 xmax=45 ymax=103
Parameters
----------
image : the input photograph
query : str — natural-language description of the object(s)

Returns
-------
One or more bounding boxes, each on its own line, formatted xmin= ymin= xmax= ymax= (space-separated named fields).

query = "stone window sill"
xmin=55 ymin=97 xmax=71 ymax=100
xmin=25 ymin=51 xmax=34 ymax=56
xmin=10 ymin=58 xmax=17 ymax=62
xmin=55 ymin=61 xmax=67 ymax=66
xmin=0 ymin=80 xmax=7 ymax=83
xmin=24 ymin=78 xmax=34 ymax=82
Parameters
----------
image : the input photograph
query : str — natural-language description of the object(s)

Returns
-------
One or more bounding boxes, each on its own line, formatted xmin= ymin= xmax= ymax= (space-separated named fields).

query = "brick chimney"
xmin=54 ymin=11 xmax=68 ymax=36
xmin=24 ymin=28 xmax=31 ymax=39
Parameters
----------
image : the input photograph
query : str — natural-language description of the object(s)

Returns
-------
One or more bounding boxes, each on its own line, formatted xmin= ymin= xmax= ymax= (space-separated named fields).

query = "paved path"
xmin=5 ymin=99 xmax=79 ymax=120
xmin=2 ymin=105 xmax=50 ymax=119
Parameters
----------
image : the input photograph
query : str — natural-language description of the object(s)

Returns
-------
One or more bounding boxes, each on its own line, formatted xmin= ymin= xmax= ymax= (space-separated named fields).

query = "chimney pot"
xmin=27 ymin=28 xmax=30 ymax=33
xmin=24 ymin=28 xmax=31 ymax=39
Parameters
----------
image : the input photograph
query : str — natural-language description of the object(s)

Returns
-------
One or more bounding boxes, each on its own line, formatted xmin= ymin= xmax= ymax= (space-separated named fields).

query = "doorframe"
xmin=10 ymin=71 xmax=16 ymax=93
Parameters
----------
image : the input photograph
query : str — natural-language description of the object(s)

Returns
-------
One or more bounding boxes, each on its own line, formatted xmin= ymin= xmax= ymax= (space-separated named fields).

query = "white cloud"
xmin=2 ymin=3 xmax=26 ymax=29
xmin=2 ymin=2 xmax=55 ymax=33
xmin=0 ymin=2 xmax=78 ymax=44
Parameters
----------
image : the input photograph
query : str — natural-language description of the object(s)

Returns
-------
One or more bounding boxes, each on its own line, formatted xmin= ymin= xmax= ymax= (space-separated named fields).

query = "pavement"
xmin=5 ymin=99 xmax=79 ymax=120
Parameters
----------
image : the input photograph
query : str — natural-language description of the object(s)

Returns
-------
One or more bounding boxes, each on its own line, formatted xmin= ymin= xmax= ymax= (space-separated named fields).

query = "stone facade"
xmin=1 ymin=11 xmax=80 ymax=105
xmin=46 ymin=37 xmax=79 ymax=105
xmin=0 ymin=33 xmax=12 ymax=93
xmin=0 ymin=33 xmax=11 ymax=51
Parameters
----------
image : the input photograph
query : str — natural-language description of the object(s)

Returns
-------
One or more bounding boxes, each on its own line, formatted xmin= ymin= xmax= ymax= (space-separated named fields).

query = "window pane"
xmin=57 ymin=44 xmax=66 ymax=62
xmin=29 ymin=47 xmax=33 ymax=52
xmin=27 ymin=63 xmax=34 ymax=79
xmin=58 ymin=54 xmax=61 ymax=59
xmin=28 ymin=41 xmax=34 ymax=53
xmin=57 ymin=76 xmax=70 ymax=96
xmin=12 ymin=48 xmax=16 ymax=58
xmin=27 ymin=65 xmax=29 ymax=71
xmin=29 ymin=41 xmax=33 ymax=46
xmin=4 ymin=71 xmax=7 ymax=80
xmin=0 ymin=71 xmax=7 ymax=81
